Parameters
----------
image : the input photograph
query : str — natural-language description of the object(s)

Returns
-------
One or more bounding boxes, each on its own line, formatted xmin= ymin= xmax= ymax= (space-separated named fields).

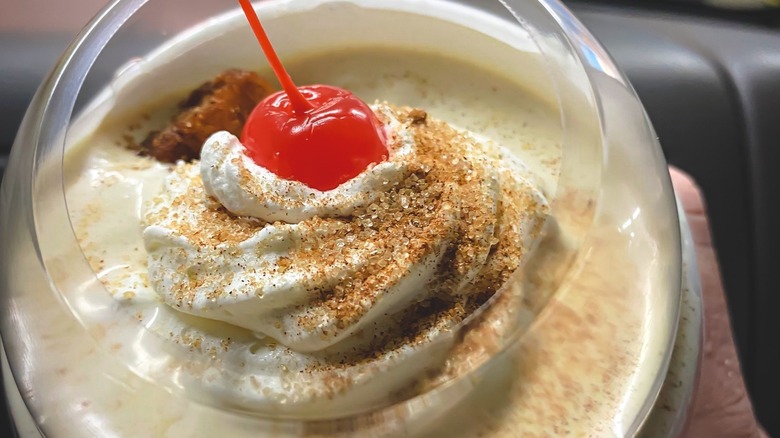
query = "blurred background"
xmin=1 ymin=0 xmax=779 ymax=436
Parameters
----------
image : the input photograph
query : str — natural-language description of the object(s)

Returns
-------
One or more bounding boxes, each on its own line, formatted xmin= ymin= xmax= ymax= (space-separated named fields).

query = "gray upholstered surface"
xmin=0 ymin=35 xmax=69 ymax=155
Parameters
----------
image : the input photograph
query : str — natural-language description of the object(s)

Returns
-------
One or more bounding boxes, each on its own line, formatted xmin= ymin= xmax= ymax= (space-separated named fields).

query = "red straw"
xmin=237 ymin=0 xmax=313 ymax=113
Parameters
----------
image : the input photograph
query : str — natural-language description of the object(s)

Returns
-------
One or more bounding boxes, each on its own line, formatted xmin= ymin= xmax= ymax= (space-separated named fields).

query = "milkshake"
xmin=0 ymin=1 xmax=682 ymax=436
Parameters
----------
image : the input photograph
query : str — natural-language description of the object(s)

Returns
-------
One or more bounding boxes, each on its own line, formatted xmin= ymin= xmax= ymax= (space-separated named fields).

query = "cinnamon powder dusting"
xmin=145 ymin=105 xmax=549 ymax=375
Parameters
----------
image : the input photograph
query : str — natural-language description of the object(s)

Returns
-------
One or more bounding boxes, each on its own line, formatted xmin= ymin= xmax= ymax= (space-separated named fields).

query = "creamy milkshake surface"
xmin=13 ymin=1 xmax=674 ymax=436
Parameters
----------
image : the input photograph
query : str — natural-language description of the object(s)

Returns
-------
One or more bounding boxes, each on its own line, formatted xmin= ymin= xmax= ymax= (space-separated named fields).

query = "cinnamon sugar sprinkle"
xmin=145 ymin=105 xmax=549 ymax=370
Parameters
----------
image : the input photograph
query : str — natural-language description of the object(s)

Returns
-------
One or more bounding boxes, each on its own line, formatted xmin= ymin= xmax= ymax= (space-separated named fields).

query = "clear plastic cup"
xmin=0 ymin=0 xmax=681 ymax=436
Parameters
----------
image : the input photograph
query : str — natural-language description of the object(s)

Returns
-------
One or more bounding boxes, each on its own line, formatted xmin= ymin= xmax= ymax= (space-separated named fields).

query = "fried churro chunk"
xmin=141 ymin=69 xmax=273 ymax=162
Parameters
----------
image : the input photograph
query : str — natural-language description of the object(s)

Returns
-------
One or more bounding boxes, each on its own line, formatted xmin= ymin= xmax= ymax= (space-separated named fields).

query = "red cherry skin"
xmin=241 ymin=85 xmax=388 ymax=191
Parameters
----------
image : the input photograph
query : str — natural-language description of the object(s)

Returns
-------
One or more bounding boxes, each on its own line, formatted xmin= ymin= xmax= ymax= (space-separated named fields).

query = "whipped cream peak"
xmin=143 ymin=105 xmax=550 ymax=411
xmin=200 ymin=104 xmax=415 ymax=223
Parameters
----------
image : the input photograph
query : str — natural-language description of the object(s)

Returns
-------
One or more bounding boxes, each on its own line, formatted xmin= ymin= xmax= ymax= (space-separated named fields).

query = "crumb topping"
xmin=144 ymin=105 xmax=549 ymax=375
xmin=140 ymin=69 xmax=273 ymax=162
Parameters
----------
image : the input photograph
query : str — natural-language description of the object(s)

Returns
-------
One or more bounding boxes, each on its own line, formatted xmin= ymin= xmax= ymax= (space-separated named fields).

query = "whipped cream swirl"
xmin=143 ymin=104 xmax=549 ymax=410
xmin=200 ymin=107 xmax=416 ymax=223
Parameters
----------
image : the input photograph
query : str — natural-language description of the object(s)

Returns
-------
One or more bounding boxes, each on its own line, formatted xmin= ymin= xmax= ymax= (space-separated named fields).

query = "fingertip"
xmin=669 ymin=166 xmax=706 ymax=216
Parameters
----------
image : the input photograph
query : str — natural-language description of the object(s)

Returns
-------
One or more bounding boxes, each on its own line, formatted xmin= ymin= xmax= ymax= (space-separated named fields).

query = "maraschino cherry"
xmin=237 ymin=0 xmax=388 ymax=191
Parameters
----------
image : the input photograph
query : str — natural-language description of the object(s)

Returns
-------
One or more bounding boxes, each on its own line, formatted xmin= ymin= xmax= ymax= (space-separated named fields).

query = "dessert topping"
xmin=202 ymin=105 xmax=412 ymax=223
xmin=237 ymin=0 xmax=388 ymax=191
xmin=242 ymin=86 xmax=389 ymax=191
xmin=144 ymin=105 xmax=550 ymax=352
xmin=140 ymin=69 xmax=273 ymax=163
